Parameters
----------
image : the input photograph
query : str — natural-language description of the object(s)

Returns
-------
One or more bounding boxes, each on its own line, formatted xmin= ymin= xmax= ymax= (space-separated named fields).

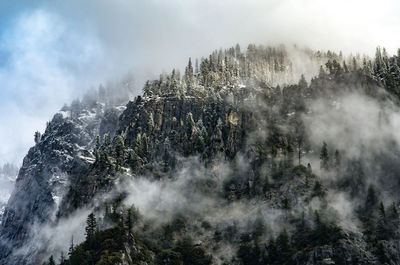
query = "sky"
xmin=0 ymin=0 xmax=400 ymax=166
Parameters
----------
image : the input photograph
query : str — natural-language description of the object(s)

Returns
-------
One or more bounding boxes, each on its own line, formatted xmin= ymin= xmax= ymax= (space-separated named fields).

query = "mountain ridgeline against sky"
xmin=2 ymin=44 xmax=400 ymax=265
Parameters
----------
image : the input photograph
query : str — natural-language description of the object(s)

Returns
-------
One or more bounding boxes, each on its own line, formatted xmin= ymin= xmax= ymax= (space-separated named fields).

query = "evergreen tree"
xmin=298 ymin=74 xmax=308 ymax=90
xmin=318 ymin=65 xmax=327 ymax=79
xmin=294 ymin=118 xmax=305 ymax=165
xmin=235 ymin=43 xmax=241 ymax=57
xmin=276 ymin=229 xmax=292 ymax=263
xmin=103 ymin=133 xmax=112 ymax=154
xmin=212 ymin=118 xmax=224 ymax=153
xmin=34 ymin=131 xmax=42 ymax=144
xmin=376 ymin=202 xmax=390 ymax=240
xmin=200 ymin=58 xmax=210 ymax=86
xmin=85 ymin=213 xmax=98 ymax=240
xmin=68 ymin=236 xmax=74 ymax=257
xmin=128 ymin=150 xmax=141 ymax=171
xmin=334 ymin=149 xmax=341 ymax=173
xmin=365 ymin=185 xmax=378 ymax=210
xmin=143 ymin=80 xmax=152 ymax=97
xmin=307 ymin=163 xmax=312 ymax=175
xmin=320 ymin=142 xmax=329 ymax=170
xmin=48 ymin=255 xmax=55 ymax=265
xmin=195 ymin=58 xmax=199 ymax=74
xmin=185 ymin=57 xmax=194 ymax=83
xmin=388 ymin=202 xmax=400 ymax=237
xmin=126 ymin=207 xmax=133 ymax=233
xmin=59 ymin=252 xmax=65 ymax=264
xmin=292 ymin=212 xmax=311 ymax=249
xmin=115 ymin=135 xmax=126 ymax=169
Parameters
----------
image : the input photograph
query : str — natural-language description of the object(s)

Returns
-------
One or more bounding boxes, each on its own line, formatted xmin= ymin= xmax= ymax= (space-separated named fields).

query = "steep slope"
xmin=3 ymin=44 xmax=400 ymax=265
xmin=0 ymin=103 xmax=125 ymax=264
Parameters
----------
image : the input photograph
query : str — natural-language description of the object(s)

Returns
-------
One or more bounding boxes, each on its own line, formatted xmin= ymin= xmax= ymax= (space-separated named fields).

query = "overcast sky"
xmin=1 ymin=0 xmax=400 ymax=166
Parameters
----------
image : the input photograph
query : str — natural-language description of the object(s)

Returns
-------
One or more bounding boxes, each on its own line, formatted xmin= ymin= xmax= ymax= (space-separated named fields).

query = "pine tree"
xmin=320 ymin=142 xmax=329 ymax=170
xmin=292 ymin=212 xmax=311 ymax=249
xmin=169 ymin=69 xmax=179 ymax=95
xmin=362 ymin=57 xmax=373 ymax=77
xmin=365 ymin=185 xmax=378 ymax=209
xmin=294 ymin=118 xmax=305 ymax=165
xmin=235 ymin=43 xmax=241 ymax=57
xmin=276 ymin=229 xmax=291 ymax=262
xmin=212 ymin=118 xmax=224 ymax=153
xmin=143 ymin=80 xmax=152 ymax=97
xmin=126 ymin=207 xmax=133 ymax=233
xmin=128 ymin=150 xmax=141 ymax=171
xmin=318 ymin=65 xmax=327 ymax=79
xmin=374 ymin=47 xmax=386 ymax=81
xmin=34 ymin=131 xmax=42 ymax=144
xmin=388 ymin=202 xmax=400 ymax=237
xmin=195 ymin=58 xmax=199 ymax=74
xmin=59 ymin=252 xmax=65 ymax=264
xmin=85 ymin=213 xmax=98 ymax=240
xmin=185 ymin=57 xmax=194 ymax=82
xmin=103 ymin=133 xmax=112 ymax=154
xmin=134 ymin=133 xmax=149 ymax=162
xmin=200 ymin=58 xmax=210 ymax=86
xmin=68 ymin=236 xmax=74 ymax=257
xmin=48 ymin=255 xmax=55 ymax=265
xmin=377 ymin=201 xmax=390 ymax=240
xmin=115 ymin=135 xmax=125 ymax=169
xmin=334 ymin=149 xmax=341 ymax=173
xmin=140 ymin=133 xmax=149 ymax=161
xmin=298 ymin=74 xmax=307 ymax=90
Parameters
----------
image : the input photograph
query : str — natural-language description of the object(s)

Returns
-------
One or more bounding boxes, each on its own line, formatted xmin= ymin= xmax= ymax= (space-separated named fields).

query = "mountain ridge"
xmin=2 ymin=44 xmax=400 ymax=265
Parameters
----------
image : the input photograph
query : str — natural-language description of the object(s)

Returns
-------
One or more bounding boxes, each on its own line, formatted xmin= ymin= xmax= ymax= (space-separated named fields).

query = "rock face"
xmin=0 ymin=87 xmax=256 ymax=264
xmin=293 ymin=232 xmax=378 ymax=265
xmin=0 ymin=104 xmax=123 ymax=265
xmin=118 ymin=94 xmax=251 ymax=160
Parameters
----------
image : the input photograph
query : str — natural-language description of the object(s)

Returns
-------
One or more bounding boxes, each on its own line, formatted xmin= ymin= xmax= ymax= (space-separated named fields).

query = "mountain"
xmin=2 ymin=44 xmax=400 ymax=265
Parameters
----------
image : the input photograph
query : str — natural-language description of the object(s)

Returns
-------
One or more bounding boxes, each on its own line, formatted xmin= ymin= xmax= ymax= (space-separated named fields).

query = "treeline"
xmin=142 ymin=44 xmax=321 ymax=98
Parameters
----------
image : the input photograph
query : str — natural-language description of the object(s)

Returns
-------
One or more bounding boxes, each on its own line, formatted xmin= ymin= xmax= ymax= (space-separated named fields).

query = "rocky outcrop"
xmin=0 ymin=104 xmax=122 ymax=265
xmin=293 ymin=232 xmax=377 ymax=265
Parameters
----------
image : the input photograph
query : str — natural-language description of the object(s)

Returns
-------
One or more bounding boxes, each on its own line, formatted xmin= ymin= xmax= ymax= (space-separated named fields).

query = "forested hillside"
xmin=3 ymin=44 xmax=400 ymax=265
